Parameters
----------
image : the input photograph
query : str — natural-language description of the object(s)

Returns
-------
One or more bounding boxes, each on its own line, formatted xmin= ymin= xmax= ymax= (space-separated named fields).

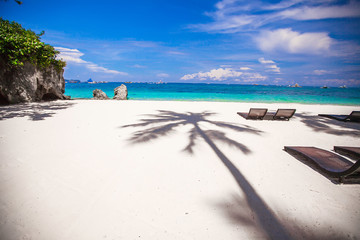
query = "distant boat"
xmin=321 ymin=86 xmax=328 ymax=89
xmin=87 ymin=78 xmax=96 ymax=84
xmin=292 ymin=83 xmax=301 ymax=88
xmin=339 ymin=85 xmax=347 ymax=88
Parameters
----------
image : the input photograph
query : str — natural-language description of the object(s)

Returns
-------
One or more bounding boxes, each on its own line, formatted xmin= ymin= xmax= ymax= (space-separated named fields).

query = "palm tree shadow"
xmin=121 ymin=110 xmax=292 ymax=239
xmin=297 ymin=113 xmax=360 ymax=137
xmin=215 ymin=193 xmax=353 ymax=240
xmin=123 ymin=110 xmax=261 ymax=154
xmin=0 ymin=101 xmax=76 ymax=121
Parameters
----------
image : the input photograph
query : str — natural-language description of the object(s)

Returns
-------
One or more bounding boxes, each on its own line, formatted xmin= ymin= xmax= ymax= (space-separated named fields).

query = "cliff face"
xmin=0 ymin=57 xmax=67 ymax=104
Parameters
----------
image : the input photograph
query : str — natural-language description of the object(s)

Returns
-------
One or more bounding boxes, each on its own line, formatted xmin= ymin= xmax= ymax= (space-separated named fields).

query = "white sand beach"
xmin=0 ymin=100 xmax=360 ymax=240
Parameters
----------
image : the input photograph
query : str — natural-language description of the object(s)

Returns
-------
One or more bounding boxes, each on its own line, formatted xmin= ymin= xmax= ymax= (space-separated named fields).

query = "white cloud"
xmin=313 ymin=69 xmax=331 ymax=75
xmin=127 ymin=40 xmax=160 ymax=48
xmin=167 ymin=51 xmax=186 ymax=55
xmin=258 ymin=57 xmax=281 ymax=73
xmin=266 ymin=65 xmax=281 ymax=73
xmin=258 ymin=57 xmax=275 ymax=64
xmin=220 ymin=64 xmax=233 ymax=68
xmin=190 ymin=14 xmax=256 ymax=33
xmin=157 ymin=73 xmax=170 ymax=78
xmin=255 ymin=28 xmax=332 ymax=55
xmin=55 ymin=47 xmax=128 ymax=75
xmin=132 ymin=64 xmax=147 ymax=68
xmin=215 ymin=0 xmax=238 ymax=10
xmin=262 ymin=0 xmax=303 ymax=11
xmin=240 ymin=67 xmax=252 ymax=70
xmin=55 ymin=47 xmax=87 ymax=64
xmin=277 ymin=1 xmax=360 ymax=20
xmin=180 ymin=67 xmax=267 ymax=82
xmin=86 ymin=64 xmax=124 ymax=74
xmin=190 ymin=0 xmax=360 ymax=33
xmin=240 ymin=72 xmax=268 ymax=82
xmin=181 ymin=68 xmax=242 ymax=81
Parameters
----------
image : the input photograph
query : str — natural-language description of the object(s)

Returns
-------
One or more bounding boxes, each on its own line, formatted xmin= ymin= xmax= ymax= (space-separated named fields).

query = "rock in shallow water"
xmin=93 ymin=89 xmax=109 ymax=100
xmin=113 ymin=84 xmax=128 ymax=100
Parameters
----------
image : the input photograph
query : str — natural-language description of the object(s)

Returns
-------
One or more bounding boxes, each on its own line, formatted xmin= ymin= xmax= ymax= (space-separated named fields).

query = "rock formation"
xmin=113 ymin=84 xmax=128 ymax=100
xmin=0 ymin=57 xmax=68 ymax=104
xmin=93 ymin=89 xmax=109 ymax=100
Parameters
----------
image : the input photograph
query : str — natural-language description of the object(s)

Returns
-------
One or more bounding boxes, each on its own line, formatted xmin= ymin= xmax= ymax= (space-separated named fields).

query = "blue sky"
xmin=1 ymin=0 xmax=360 ymax=86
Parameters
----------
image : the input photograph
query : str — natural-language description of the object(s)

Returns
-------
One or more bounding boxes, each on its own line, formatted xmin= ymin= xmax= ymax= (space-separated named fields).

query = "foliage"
xmin=0 ymin=18 xmax=66 ymax=72
xmin=1 ymin=0 xmax=23 ymax=5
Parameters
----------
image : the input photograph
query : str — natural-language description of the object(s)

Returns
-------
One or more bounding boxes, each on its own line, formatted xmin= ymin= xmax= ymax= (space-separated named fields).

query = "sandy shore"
xmin=0 ymin=100 xmax=360 ymax=240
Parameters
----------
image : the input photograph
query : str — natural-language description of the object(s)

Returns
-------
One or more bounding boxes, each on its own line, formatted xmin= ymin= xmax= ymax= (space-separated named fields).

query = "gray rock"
xmin=93 ymin=89 xmax=109 ymax=100
xmin=113 ymin=84 xmax=128 ymax=100
xmin=0 ymin=57 xmax=67 ymax=104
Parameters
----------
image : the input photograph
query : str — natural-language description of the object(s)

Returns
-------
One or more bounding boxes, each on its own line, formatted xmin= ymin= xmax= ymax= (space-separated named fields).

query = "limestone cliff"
xmin=0 ymin=57 xmax=68 ymax=104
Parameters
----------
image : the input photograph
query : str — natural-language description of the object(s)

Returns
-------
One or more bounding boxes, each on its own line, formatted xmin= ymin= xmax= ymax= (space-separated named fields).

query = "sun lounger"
xmin=237 ymin=108 xmax=296 ymax=121
xmin=334 ymin=146 xmax=360 ymax=160
xmin=318 ymin=111 xmax=360 ymax=122
xmin=237 ymin=108 xmax=267 ymax=120
xmin=272 ymin=109 xmax=296 ymax=121
xmin=284 ymin=146 xmax=360 ymax=183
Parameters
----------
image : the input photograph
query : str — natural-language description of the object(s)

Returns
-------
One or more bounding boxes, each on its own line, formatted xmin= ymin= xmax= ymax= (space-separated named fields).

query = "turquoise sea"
xmin=65 ymin=82 xmax=360 ymax=105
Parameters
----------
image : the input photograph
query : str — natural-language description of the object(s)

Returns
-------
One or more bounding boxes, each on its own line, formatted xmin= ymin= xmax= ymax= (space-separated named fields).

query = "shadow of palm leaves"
xmin=123 ymin=110 xmax=261 ymax=152
xmin=0 ymin=101 xmax=75 ymax=121
xmin=122 ymin=110 xmax=292 ymax=239
xmin=297 ymin=113 xmax=360 ymax=137
xmin=183 ymin=128 xmax=251 ymax=154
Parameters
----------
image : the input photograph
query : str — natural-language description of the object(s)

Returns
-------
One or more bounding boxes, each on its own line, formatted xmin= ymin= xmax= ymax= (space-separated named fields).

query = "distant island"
xmin=64 ymin=79 xmax=109 ymax=84
xmin=65 ymin=79 xmax=81 ymax=83
xmin=87 ymin=78 xmax=108 ymax=84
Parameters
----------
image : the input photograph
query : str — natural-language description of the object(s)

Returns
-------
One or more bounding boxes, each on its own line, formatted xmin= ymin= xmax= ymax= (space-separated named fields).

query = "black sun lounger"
xmin=272 ymin=109 xmax=296 ymax=121
xmin=318 ymin=111 xmax=360 ymax=123
xmin=284 ymin=146 xmax=360 ymax=183
xmin=237 ymin=108 xmax=267 ymax=120
xmin=334 ymin=146 xmax=360 ymax=160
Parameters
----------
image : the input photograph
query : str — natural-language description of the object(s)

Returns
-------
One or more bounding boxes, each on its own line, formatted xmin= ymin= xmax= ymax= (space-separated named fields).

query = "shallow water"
xmin=65 ymin=82 xmax=360 ymax=105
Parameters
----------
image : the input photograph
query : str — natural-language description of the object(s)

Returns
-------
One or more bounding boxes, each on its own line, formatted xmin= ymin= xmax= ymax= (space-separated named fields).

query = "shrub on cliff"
xmin=0 ymin=18 xmax=66 ymax=72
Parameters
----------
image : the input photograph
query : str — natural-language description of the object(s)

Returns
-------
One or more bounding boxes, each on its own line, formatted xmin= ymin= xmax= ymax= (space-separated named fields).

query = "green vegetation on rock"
xmin=0 ymin=18 xmax=66 ymax=72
